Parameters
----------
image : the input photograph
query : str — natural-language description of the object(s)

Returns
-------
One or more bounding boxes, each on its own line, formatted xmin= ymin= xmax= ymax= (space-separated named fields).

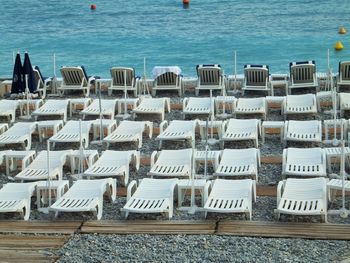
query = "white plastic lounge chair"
xmin=275 ymin=177 xmax=328 ymax=222
xmin=214 ymin=148 xmax=260 ymax=180
xmin=282 ymin=94 xmax=317 ymax=120
xmin=15 ymin=150 xmax=71 ymax=181
xmin=204 ymin=179 xmax=256 ymax=220
xmin=182 ymin=97 xmax=213 ymax=119
xmin=289 ymin=61 xmax=318 ymax=93
xmin=220 ymin=118 xmax=261 ymax=148
xmin=69 ymin=98 xmax=93 ymax=117
xmin=152 ymin=66 xmax=182 ymax=96
xmin=32 ymin=99 xmax=70 ymax=122
xmin=49 ymin=120 xmax=93 ymax=149
xmin=242 ymin=64 xmax=270 ymax=95
xmin=0 ymin=100 xmax=19 ymax=123
xmin=83 ymin=150 xmax=140 ymax=185
xmin=195 ymin=64 xmax=225 ymax=95
xmin=58 ymin=66 xmax=95 ymax=97
xmin=282 ymin=148 xmax=327 ymax=179
xmin=156 ymin=120 xmax=199 ymax=149
xmin=33 ymin=66 xmax=52 ymax=98
xmin=0 ymin=182 xmax=38 ymax=220
xmin=234 ymin=97 xmax=267 ymax=120
xmin=103 ymin=120 xmax=152 ymax=149
xmin=132 ymin=97 xmax=170 ymax=121
xmin=50 ymin=178 xmax=116 ymax=220
xmin=148 ymin=148 xmax=192 ymax=178
xmin=122 ymin=178 xmax=178 ymax=219
xmin=337 ymin=61 xmax=350 ymax=91
xmin=109 ymin=67 xmax=139 ymax=96
xmin=0 ymin=122 xmax=37 ymax=150
xmin=68 ymin=149 xmax=99 ymax=174
xmin=80 ymin=99 xmax=117 ymax=120
xmin=284 ymin=120 xmax=322 ymax=144
xmin=339 ymin=93 xmax=350 ymax=117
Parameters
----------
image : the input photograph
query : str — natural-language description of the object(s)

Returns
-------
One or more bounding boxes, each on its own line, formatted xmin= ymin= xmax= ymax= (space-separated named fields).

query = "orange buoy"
xmin=335 ymin=41 xmax=344 ymax=51
xmin=90 ymin=4 xmax=96 ymax=10
xmin=183 ymin=0 xmax=190 ymax=4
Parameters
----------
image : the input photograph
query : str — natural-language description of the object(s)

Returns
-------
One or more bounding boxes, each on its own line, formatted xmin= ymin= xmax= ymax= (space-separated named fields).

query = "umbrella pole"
xmin=25 ymin=75 xmax=30 ymax=118
xmin=12 ymin=51 xmax=15 ymax=65
xmin=189 ymin=139 xmax=197 ymax=214
xmin=122 ymin=70 xmax=131 ymax=119
xmin=45 ymin=140 xmax=51 ymax=214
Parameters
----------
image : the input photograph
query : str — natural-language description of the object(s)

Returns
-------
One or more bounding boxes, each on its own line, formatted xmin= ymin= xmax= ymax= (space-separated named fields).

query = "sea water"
xmin=0 ymin=0 xmax=349 ymax=78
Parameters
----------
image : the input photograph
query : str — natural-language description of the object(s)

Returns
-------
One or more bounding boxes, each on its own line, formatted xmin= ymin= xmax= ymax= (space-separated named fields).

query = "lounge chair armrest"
xmin=126 ymin=180 xmax=138 ymax=201
xmin=252 ymin=180 xmax=257 ymax=202
xmin=159 ymin=120 xmax=168 ymax=133
xmin=150 ymin=151 xmax=158 ymax=167
xmin=276 ymin=180 xmax=285 ymax=206
xmin=257 ymin=119 xmax=262 ymax=137
xmin=165 ymin=98 xmax=171 ymax=113
xmin=282 ymin=149 xmax=287 ymax=178
xmin=145 ymin=121 xmax=153 ymax=138
xmin=257 ymin=149 xmax=261 ymax=167
xmin=131 ymin=150 xmax=141 ymax=171
xmin=183 ymin=98 xmax=189 ymax=110
xmin=203 ymin=181 xmax=212 ymax=205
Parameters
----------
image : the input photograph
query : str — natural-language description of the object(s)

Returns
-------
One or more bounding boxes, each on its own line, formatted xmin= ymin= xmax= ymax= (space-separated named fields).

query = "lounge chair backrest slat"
xmin=156 ymin=72 xmax=178 ymax=86
xmin=61 ymin=67 xmax=87 ymax=86
xmin=339 ymin=62 xmax=350 ymax=81
xmin=198 ymin=67 xmax=221 ymax=85
xmin=290 ymin=61 xmax=316 ymax=84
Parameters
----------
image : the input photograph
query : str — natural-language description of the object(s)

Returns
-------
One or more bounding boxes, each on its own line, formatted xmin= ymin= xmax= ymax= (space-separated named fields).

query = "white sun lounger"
xmin=195 ymin=64 xmax=225 ymax=95
xmin=58 ymin=66 xmax=95 ymax=97
xmin=132 ymin=97 xmax=170 ymax=121
xmin=49 ymin=120 xmax=93 ymax=149
xmin=83 ymin=150 xmax=140 ymax=185
xmin=339 ymin=93 xmax=350 ymax=117
xmin=282 ymin=147 xmax=327 ymax=179
xmin=50 ymin=178 xmax=116 ymax=220
xmin=80 ymin=99 xmax=118 ymax=120
xmin=156 ymin=120 xmax=199 ymax=149
xmin=289 ymin=61 xmax=318 ymax=93
xmin=148 ymin=148 xmax=192 ymax=178
xmin=0 ymin=100 xmax=19 ymax=123
xmin=220 ymin=118 xmax=261 ymax=148
xmin=122 ymin=178 xmax=178 ymax=219
xmin=103 ymin=120 xmax=152 ymax=149
xmin=15 ymin=150 xmax=71 ymax=181
xmin=275 ymin=177 xmax=328 ymax=222
xmin=234 ymin=97 xmax=267 ymax=120
xmin=214 ymin=148 xmax=260 ymax=180
xmin=33 ymin=66 xmax=52 ymax=99
xmin=109 ymin=67 xmax=139 ymax=96
xmin=152 ymin=66 xmax=183 ymax=96
xmin=337 ymin=61 xmax=350 ymax=91
xmin=182 ymin=97 xmax=213 ymax=119
xmin=242 ymin=64 xmax=270 ymax=95
xmin=284 ymin=120 xmax=322 ymax=145
xmin=32 ymin=99 xmax=70 ymax=122
xmin=0 ymin=122 xmax=37 ymax=150
xmin=204 ymin=179 xmax=256 ymax=220
xmin=0 ymin=182 xmax=38 ymax=220
xmin=282 ymin=94 xmax=317 ymax=120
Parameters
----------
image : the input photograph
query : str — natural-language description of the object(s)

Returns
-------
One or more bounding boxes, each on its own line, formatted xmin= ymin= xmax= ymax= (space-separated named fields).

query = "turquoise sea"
xmin=0 ymin=0 xmax=350 ymax=77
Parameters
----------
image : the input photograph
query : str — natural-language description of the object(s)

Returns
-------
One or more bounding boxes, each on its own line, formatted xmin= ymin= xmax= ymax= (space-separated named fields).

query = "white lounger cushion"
xmin=0 ymin=122 xmax=37 ymax=150
xmin=122 ymin=178 xmax=178 ymax=219
xmin=214 ymin=148 xmax=260 ymax=180
xmin=284 ymin=120 xmax=322 ymax=143
xmin=221 ymin=118 xmax=260 ymax=148
xmin=83 ymin=150 xmax=140 ymax=185
xmin=132 ymin=97 xmax=170 ymax=121
xmin=283 ymin=94 xmax=317 ymax=118
xmin=204 ymin=179 xmax=256 ymax=219
xmin=49 ymin=120 xmax=93 ymax=148
xmin=235 ymin=97 xmax=267 ymax=120
xmin=15 ymin=150 xmax=71 ymax=181
xmin=182 ymin=97 xmax=213 ymax=118
xmin=103 ymin=120 xmax=152 ymax=149
xmin=276 ymin=177 xmax=328 ymax=222
xmin=81 ymin=99 xmax=118 ymax=119
xmin=50 ymin=178 xmax=116 ymax=220
xmin=32 ymin=99 xmax=70 ymax=122
xmin=0 ymin=182 xmax=37 ymax=220
xmin=148 ymin=148 xmax=192 ymax=178
xmin=282 ymin=148 xmax=327 ymax=178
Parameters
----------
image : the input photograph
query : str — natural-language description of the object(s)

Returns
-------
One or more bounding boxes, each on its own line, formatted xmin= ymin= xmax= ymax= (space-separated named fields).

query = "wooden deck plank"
xmin=0 ymin=221 xmax=82 ymax=234
xmin=217 ymin=221 xmax=350 ymax=240
xmin=0 ymin=235 xmax=67 ymax=249
xmin=81 ymin=220 xmax=216 ymax=234
xmin=0 ymin=250 xmax=58 ymax=263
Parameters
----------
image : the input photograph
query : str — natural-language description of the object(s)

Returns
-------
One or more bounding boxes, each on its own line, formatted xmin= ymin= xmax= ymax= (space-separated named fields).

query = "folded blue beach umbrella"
xmin=22 ymin=52 xmax=36 ymax=93
xmin=11 ymin=53 xmax=24 ymax=94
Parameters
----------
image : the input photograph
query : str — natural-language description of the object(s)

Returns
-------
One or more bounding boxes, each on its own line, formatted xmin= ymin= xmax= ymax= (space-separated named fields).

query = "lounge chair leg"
xmin=23 ymin=205 xmax=30 ymax=221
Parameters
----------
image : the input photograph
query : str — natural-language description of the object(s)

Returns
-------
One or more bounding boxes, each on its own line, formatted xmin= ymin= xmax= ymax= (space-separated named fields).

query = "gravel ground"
xmin=2 ymin=86 xmax=350 ymax=262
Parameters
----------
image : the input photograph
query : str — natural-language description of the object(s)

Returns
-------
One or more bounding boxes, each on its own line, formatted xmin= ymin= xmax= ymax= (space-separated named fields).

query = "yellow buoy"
xmin=339 ymin=27 xmax=347 ymax=34
xmin=335 ymin=41 xmax=344 ymax=51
